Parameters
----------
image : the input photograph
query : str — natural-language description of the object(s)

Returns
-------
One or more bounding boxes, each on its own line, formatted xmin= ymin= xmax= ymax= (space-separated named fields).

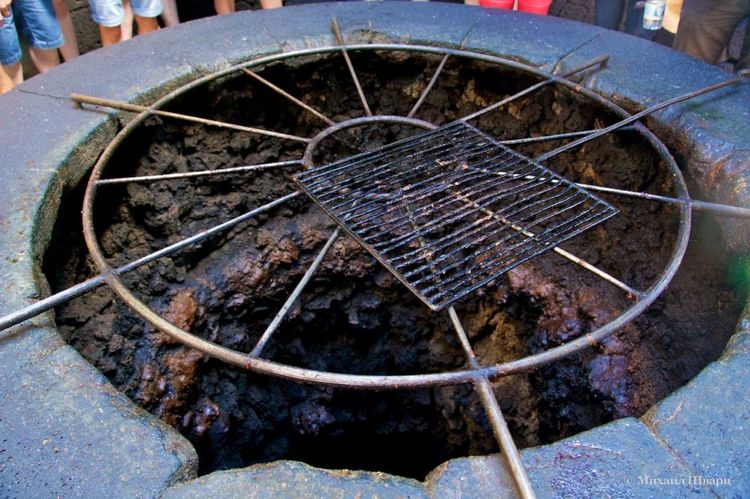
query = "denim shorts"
xmin=88 ymin=0 xmax=163 ymax=27
xmin=0 ymin=0 xmax=64 ymax=66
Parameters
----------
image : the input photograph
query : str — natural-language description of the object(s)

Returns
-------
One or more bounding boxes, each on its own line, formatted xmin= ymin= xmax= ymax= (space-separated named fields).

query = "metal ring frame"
xmin=80 ymin=43 xmax=692 ymax=390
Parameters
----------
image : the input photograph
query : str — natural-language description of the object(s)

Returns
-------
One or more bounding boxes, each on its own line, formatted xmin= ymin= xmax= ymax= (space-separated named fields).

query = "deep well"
xmin=1 ymin=3 xmax=749 ymax=498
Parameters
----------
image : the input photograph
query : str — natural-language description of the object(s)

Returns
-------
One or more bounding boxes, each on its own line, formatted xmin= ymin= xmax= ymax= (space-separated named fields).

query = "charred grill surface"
xmin=296 ymin=122 xmax=618 ymax=310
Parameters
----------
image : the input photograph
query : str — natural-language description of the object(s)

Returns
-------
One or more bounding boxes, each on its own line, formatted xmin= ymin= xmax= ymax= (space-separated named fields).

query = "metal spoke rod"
xmin=243 ymin=68 xmax=336 ymax=126
xmin=71 ymin=93 xmax=310 ymax=143
xmin=408 ymin=53 xmax=450 ymax=118
xmin=536 ymin=71 xmax=749 ymax=163
xmin=580 ymin=183 xmax=750 ymax=218
xmin=0 ymin=192 xmax=300 ymax=333
xmin=498 ymin=126 xmax=637 ymax=145
xmin=447 ymin=188 xmax=643 ymax=298
xmin=459 ymin=55 xmax=609 ymax=123
xmin=481 ymin=165 xmax=750 ymax=219
xmin=250 ymin=228 xmax=340 ymax=357
xmin=95 ymin=160 xmax=303 ymax=185
xmin=448 ymin=307 xmax=536 ymax=499
xmin=331 ymin=17 xmax=372 ymax=116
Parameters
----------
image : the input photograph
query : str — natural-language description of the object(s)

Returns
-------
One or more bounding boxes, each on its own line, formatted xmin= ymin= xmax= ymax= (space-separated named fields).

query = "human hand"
xmin=0 ymin=0 xmax=11 ymax=29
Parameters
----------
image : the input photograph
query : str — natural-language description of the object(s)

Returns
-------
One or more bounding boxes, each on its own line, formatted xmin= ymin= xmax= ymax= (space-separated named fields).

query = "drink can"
xmin=643 ymin=0 xmax=666 ymax=30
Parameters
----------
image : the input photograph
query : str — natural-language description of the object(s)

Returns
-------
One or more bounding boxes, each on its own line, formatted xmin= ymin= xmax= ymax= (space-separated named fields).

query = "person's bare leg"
xmin=52 ymin=0 xmax=80 ymax=60
xmin=213 ymin=0 xmax=234 ymax=15
xmin=121 ymin=0 xmax=133 ymax=39
xmin=0 ymin=65 xmax=13 ymax=93
xmin=1 ymin=62 xmax=21 ymax=85
xmin=99 ymin=24 xmax=122 ymax=46
xmin=134 ymin=15 xmax=159 ymax=34
xmin=28 ymin=46 xmax=60 ymax=73
xmin=260 ymin=0 xmax=281 ymax=9
xmin=160 ymin=0 xmax=179 ymax=26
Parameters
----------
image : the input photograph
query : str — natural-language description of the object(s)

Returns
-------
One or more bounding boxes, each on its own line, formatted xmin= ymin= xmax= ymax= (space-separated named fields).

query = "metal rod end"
xmin=596 ymin=54 xmax=610 ymax=70
xmin=331 ymin=17 xmax=344 ymax=45
xmin=70 ymin=93 xmax=84 ymax=108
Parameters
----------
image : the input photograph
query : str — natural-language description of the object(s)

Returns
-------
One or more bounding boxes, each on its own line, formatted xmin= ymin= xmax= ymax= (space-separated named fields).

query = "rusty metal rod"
xmin=70 ymin=93 xmax=310 ymax=143
xmin=302 ymin=115 xmax=435 ymax=169
xmin=536 ymin=72 xmax=749 ymax=162
xmin=0 ymin=192 xmax=300 ymax=333
xmin=408 ymin=53 xmax=450 ymax=118
xmin=580 ymin=183 xmax=750 ymax=218
xmin=95 ymin=160 xmax=303 ymax=185
xmin=468 ymin=164 xmax=750 ymax=218
xmin=404 ymin=201 xmax=531 ymax=499
xmin=331 ymin=17 xmax=372 ymax=116
xmin=476 ymin=166 xmax=750 ymax=219
xmin=448 ymin=308 xmax=536 ymax=499
xmin=0 ymin=274 xmax=107 ymax=333
xmin=498 ymin=126 xmax=638 ymax=145
xmin=243 ymin=68 xmax=336 ymax=126
xmin=250 ymin=228 xmax=340 ymax=357
xmin=474 ymin=380 xmax=536 ymax=499
xmin=459 ymin=55 xmax=609 ymax=123
xmin=447 ymin=189 xmax=643 ymax=298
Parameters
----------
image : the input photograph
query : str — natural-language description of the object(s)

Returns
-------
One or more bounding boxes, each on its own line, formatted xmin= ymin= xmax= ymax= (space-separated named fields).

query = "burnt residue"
xmin=44 ymin=52 xmax=741 ymax=479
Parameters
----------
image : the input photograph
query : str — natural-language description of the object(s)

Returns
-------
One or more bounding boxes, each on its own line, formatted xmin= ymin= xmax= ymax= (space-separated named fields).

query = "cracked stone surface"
xmin=162 ymin=461 xmax=428 ymax=498
xmin=0 ymin=3 xmax=748 ymax=497
xmin=522 ymin=418 xmax=711 ymax=498
xmin=642 ymin=334 xmax=750 ymax=497
xmin=0 ymin=346 xmax=197 ymax=497
xmin=164 ymin=418 xmax=716 ymax=498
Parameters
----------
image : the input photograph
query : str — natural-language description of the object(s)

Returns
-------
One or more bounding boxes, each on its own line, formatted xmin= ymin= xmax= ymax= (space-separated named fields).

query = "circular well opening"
xmin=44 ymin=49 xmax=743 ymax=479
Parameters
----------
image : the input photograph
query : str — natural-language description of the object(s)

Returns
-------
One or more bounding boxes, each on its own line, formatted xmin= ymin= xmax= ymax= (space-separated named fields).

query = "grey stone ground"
xmin=1 ymin=3 xmax=749 ymax=498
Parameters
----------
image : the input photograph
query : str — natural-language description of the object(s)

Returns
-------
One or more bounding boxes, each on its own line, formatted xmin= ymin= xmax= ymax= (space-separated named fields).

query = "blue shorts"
xmin=88 ymin=0 xmax=163 ymax=27
xmin=0 ymin=0 xmax=64 ymax=66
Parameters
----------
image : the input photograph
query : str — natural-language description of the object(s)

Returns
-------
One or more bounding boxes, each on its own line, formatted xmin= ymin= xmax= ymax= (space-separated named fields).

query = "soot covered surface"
xmin=45 ymin=52 xmax=741 ymax=479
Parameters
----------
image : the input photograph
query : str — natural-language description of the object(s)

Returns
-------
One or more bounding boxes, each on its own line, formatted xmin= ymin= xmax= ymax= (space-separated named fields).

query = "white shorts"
xmin=89 ymin=0 xmax=163 ymax=27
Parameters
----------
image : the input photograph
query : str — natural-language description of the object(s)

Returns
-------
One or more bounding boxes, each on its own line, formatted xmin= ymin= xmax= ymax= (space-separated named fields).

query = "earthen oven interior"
xmin=1 ymin=4 xmax=749 ymax=498
xmin=45 ymin=49 xmax=742 ymax=479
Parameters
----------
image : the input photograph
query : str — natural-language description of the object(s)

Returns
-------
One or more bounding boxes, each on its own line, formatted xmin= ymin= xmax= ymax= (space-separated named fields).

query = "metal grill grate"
xmin=295 ymin=122 xmax=619 ymax=310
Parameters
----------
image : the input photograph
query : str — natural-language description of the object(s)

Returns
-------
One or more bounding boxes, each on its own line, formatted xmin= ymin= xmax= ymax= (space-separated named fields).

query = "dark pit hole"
xmin=43 ymin=51 xmax=742 ymax=479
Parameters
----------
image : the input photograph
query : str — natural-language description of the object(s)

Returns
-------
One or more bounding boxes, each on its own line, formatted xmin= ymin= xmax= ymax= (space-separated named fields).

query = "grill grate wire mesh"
xmin=295 ymin=122 xmax=618 ymax=310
